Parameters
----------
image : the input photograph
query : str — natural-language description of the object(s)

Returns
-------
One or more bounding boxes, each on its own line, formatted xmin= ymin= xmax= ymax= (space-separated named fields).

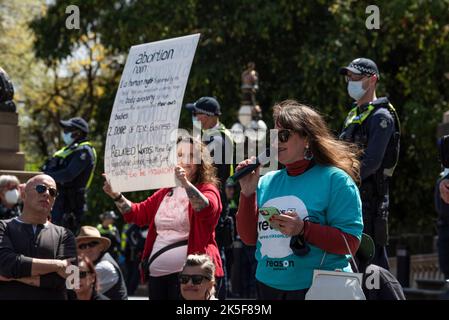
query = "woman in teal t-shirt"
xmin=236 ymin=99 xmax=363 ymax=299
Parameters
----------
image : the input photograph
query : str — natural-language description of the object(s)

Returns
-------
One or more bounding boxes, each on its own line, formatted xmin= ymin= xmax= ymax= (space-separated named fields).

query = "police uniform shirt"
xmin=202 ymin=123 xmax=234 ymax=186
xmin=44 ymin=140 xmax=95 ymax=188
xmin=343 ymin=98 xmax=395 ymax=180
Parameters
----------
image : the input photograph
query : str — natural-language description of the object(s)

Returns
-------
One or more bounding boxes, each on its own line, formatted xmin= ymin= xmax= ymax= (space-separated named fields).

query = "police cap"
xmin=60 ymin=117 xmax=89 ymax=133
xmin=339 ymin=58 xmax=380 ymax=79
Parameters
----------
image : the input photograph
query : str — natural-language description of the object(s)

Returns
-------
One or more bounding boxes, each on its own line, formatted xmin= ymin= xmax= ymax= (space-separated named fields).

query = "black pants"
xmin=148 ymin=273 xmax=180 ymax=300
xmin=125 ymin=260 xmax=141 ymax=296
xmin=51 ymin=190 xmax=85 ymax=235
xmin=216 ymin=248 xmax=227 ymax=300
xmin=215 ymin=276 xmax=224 ymax=299
xmin=373 ymin=244 xmax=390 ymax=270
xmin=256 ymin=280 xmax=308 ymax=300
xmin=438 ymin=222 xmax=449 ymax=279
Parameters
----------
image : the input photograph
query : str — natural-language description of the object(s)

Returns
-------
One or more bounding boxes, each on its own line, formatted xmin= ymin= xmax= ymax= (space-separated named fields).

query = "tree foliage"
xmin=22 ymin=0 xmax=449 ymax=236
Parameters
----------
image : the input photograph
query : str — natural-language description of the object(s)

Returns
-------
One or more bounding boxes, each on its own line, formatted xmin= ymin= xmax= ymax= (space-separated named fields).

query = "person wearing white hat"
xmin=76 ymin=225 xmax=128 ymax=300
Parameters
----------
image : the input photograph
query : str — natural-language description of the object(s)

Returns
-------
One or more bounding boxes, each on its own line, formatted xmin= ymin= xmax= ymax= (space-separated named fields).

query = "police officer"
xmin=97 ymin=210 xmax=121 ymax=261
xmin=186 ymin=97 xmax=234 ymax=186
xmin=339 ymin=58 xmax=400 ymax=270
xmin=120 ymin=223 xmax=147 ymax=295
xmin=42 ymin=117 xmax=97 ymax=234
xmin=185 ymin=96 xmax=234 ymax=299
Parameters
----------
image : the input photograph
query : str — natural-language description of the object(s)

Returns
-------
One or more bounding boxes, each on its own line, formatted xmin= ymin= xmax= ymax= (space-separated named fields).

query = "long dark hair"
xmin=273 ymin=100 xmax=361 ymax=183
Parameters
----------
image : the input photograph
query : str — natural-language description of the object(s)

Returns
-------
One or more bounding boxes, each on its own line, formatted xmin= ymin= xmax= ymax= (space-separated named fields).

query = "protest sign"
xmin=105 ymin=34 xmax=200 ymax=192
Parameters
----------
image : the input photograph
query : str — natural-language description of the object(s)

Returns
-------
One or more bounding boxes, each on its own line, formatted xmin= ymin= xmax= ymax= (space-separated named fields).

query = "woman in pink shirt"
xmin=103 ymin=136 xmax=223 ymax=300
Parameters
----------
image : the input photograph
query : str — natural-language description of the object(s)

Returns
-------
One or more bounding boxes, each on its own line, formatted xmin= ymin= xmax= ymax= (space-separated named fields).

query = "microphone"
xmin=229 ymin=148 xmax=271 ymax=182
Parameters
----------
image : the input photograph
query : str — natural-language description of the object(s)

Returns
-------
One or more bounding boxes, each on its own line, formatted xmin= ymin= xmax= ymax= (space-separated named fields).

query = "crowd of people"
xmin=3 ymin=56 xmax=439 ymax=301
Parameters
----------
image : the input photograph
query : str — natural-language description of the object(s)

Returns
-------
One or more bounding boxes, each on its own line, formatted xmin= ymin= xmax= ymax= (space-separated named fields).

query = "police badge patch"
xmin=380 ymin=118 xmax=388 ymax=129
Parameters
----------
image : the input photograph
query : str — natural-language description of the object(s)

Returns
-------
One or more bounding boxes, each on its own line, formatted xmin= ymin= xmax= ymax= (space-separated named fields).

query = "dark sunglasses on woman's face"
xmin=78 ymin=241 xmax=100 ymax=250
xmin=277 ymin=129 xmax=295 ymax=143
xmin=179 ymin=274 xmax=210 ymax=285
xmin=35 ymin=184 xmax=58 ymax=198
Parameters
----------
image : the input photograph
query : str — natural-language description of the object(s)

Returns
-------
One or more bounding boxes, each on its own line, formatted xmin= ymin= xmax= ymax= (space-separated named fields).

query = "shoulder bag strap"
xmin=341 ymin=233 xmax=360 ymax=273
xmin=318 ymin=233 xmax=359 ymax=273
xmin=148 ymin=239 xmax=188 ymax=267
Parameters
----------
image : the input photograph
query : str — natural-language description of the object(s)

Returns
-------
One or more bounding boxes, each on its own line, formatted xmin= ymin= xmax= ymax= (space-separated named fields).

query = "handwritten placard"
xmin=104 ymin=34 xmax=200 ymax=192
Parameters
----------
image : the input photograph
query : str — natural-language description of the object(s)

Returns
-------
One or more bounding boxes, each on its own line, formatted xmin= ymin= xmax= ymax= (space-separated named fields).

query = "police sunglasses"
xmin=277 ymin=129 xmax=296 ymax=143
xmin=179 ymin=274 xmax=211 ymax=285
xmin=78 ymin=241 xmax=100 ymax=250
xmin=35 ymin=184 xmax=58 ymax=198
xmin=345 ymin=74 xmax=372 ymax=82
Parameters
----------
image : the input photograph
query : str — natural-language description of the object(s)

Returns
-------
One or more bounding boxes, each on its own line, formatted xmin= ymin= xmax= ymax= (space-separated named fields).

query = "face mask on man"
xmin=192 ymin=115 xmax=202 ymax=130
xmin=4 ymin=189 xmax=19 ymax=205
xmin=347 ymin=80 xmax=368 ymax=101
xmin=62 ymin=132 xmax=75 ymax=145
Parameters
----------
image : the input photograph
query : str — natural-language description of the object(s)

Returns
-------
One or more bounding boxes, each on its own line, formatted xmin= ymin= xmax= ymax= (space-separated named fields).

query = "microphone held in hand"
xmin=229 ymin=148 xmax=271 ymax=182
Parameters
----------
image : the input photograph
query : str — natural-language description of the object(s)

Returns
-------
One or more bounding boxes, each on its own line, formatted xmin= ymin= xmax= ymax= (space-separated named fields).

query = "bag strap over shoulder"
xmin=148 ymin=239 xmax=188 ymax=267
xmin=318 ymin=233 xmax=359 ymax=273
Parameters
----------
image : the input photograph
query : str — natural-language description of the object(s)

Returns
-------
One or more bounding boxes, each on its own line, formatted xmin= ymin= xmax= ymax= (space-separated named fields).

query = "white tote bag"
xmin=305 ymin=235 xmax=366 ymax=300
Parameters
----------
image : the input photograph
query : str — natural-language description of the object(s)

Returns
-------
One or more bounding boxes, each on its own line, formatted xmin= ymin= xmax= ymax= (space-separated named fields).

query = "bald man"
xmin=0 ymin=174 xmax=77 ymax=300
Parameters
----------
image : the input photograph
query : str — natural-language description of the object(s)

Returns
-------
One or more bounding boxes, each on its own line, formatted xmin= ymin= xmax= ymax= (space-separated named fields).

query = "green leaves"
xmin=21 ymin=0 xmax=449 ymax=235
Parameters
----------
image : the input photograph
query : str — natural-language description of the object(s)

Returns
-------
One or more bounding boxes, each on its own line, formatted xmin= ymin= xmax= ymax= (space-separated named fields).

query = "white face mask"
xmin=192 ymin=116 xmax=202 ymax=130
xmin=347 ymin=80 xmax=368 ymax=101
xmin=62 ymin=132 xmax=74 ymax=145
xmin=4 ymin=189 xmax=19 ymax=205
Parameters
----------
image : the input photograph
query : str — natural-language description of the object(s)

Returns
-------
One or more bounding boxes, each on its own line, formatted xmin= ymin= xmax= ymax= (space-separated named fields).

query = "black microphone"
xmin=229 ymin=148 xmax=271 ymax=182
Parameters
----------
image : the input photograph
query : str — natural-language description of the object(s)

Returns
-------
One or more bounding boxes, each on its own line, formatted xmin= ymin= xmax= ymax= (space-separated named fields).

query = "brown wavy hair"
xmin=273 ymin=100 xmax=361 ymax=184
xmin=177 ymin=136 xmax=221 ymax=188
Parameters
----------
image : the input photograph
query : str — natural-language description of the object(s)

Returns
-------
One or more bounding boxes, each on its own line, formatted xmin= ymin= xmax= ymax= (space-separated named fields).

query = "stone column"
xmin=0 ymin=112 xmax=40 ymax=182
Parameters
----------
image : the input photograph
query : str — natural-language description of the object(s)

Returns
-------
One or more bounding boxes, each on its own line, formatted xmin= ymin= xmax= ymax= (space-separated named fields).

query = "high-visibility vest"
xmin=342 ymin=101 xmax=401 ymax=177
xmin=53 ymin=141 xmax=97 ymax=188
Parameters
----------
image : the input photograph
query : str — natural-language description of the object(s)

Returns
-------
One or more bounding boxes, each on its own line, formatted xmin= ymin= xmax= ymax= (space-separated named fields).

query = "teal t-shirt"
xmin=255 ymin=164 xmax=363 ymax=290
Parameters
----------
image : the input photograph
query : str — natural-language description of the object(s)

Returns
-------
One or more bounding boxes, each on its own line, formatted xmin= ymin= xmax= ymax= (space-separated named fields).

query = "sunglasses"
xmin=79 ymin=271 xmax=92 ymax=279
xmin=345 ymin=74 xmax=371 ymax=82
xmin=179 ymin=274 xmax=211 ymax=285
xmin=35 ymin=184 xmax=58 ymax=198
xmin=78 ymin=241 xmax=100 ymax=250
xmin=277 ymin=129 xmax=296 ymax=143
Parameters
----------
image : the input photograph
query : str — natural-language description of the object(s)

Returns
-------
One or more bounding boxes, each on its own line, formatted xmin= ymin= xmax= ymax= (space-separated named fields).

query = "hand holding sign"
xmin=104 ymin=34 xmax=200 ymax=193
xmin=102 ymin=173 xmax=120 ymax=200
xmin=174 ymin=165 xmax=190 ymax=188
